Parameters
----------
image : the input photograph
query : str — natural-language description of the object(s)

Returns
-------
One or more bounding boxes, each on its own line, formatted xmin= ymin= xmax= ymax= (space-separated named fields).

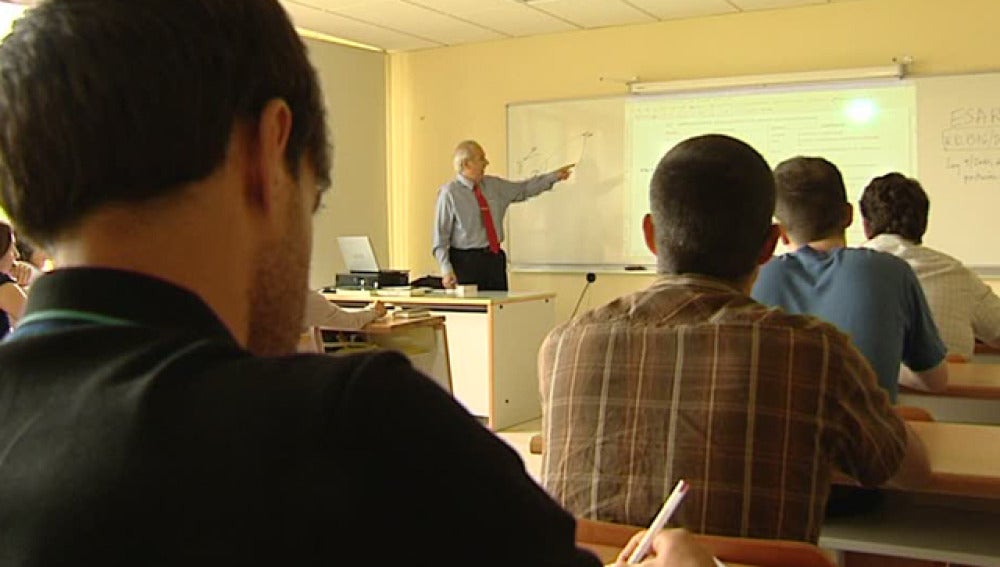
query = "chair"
xmin=529 ymin=433 xmax=544 ymax=454
xmin=575 ymin=518 xmax=836 ymax=567
xmin=893 ymin=405 xmax=934 ymax=422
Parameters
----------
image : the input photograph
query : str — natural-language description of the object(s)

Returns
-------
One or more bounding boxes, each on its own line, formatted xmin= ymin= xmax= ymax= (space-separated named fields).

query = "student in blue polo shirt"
xmin=752 ymin=157 xmax=948 ymax=401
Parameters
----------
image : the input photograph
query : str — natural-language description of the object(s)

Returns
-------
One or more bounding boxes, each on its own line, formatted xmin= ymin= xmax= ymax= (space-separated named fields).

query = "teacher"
xmin=432 ymin=140 xmax=573 ymax=291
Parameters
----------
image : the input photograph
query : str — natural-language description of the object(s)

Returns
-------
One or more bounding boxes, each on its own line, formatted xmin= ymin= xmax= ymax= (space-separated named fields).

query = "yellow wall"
xmin=388 ymin=0 xmax=1000 ymax=322
xmin=306 ymin=39 xmax=388 ymax=290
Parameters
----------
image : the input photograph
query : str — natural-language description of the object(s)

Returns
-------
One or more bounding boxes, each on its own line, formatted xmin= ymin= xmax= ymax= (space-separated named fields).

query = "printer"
xmin=334 ymin=236 xmax=409 ymax=290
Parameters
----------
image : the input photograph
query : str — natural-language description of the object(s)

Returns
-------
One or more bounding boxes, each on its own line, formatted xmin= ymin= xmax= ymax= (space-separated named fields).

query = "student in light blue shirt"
xmin=751 ymin=156 xmax=948 ymax=402
xmin=432 ymin=140 xmax=573 ymax=291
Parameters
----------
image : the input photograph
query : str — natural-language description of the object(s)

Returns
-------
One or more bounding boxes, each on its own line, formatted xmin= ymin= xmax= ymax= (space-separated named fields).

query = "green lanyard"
xmin=16 ymin=309 xmax=137 ymax=330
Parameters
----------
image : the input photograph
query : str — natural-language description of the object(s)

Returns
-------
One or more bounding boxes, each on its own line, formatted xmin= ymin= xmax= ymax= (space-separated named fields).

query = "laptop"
xmin=337 ymin=236 xmax=381 ymax=273
xmin=333 ymin=236 xmax=409 ymax=291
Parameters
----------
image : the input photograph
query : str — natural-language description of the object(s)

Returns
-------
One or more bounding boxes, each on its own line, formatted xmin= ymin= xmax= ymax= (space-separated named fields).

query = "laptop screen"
xmin=337 ymin=236 xmax=380 ymax=273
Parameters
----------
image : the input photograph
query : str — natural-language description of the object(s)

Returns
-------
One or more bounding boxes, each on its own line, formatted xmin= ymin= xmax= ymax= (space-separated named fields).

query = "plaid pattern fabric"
xmin=540 ymin=275 xmax=907 ymax=543
xmin=866 ymin=234 xmax=1000 ymax=360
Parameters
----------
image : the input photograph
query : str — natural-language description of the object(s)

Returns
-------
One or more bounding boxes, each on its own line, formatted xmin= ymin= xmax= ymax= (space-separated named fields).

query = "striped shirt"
xmin=540 ymin=275 xmax=907 ymax=543
xmin=865 ymin=234 xmax=1000 ymax=360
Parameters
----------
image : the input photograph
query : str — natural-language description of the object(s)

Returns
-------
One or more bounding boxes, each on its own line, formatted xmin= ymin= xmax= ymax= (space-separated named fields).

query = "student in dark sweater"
xmin=0 ymin=1 xmax=702 ymax=566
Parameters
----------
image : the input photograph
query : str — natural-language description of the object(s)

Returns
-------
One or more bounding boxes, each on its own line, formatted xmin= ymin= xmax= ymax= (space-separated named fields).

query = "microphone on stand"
xmin=570 ymin=272 xmax=597 ymax=319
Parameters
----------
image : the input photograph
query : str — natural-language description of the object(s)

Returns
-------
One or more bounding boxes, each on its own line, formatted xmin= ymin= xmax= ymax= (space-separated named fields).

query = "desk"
xmin=898 ymin=362 xmax=1000 ymax=424
xmin=524 ymin=420 xmax=1000 ymax=499
xmin=321 ymin=315 xmax=452 ymax=394
xmin=819 ymin=492 xmax=1000 ymax=566
xmin=325 ymin=290 xmax=555 ymax=429
xmin=577 ymin=543 xmax=753 ymax=567
xmin=904 ymin=421 xmax=1000 ymax=499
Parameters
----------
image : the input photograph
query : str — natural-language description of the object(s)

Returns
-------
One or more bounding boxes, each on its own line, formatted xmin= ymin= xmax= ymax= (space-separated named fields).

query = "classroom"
xmin=0 ymin=0 xmax=999 ymax=566
xmin=279 ymin=0 xmax=1000 ymax=320
xmin=296 ymin=1 xmax=1000 ymax=565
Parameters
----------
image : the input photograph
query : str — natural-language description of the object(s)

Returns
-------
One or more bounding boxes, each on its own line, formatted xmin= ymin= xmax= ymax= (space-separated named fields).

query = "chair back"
xmin=893 ymin=405 xmax=934 ymax=422
xmin=296 ymin=327 xmax=325 ymax=354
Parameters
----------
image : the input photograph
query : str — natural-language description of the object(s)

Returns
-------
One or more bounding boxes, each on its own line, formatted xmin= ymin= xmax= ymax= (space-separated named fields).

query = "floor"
xmin=495 ymin=417 xmax=543 ymax=482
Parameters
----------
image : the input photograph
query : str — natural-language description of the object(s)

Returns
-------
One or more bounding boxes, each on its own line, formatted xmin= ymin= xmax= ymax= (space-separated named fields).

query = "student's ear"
xmin=244 ymin=98 xmax=294 ymax=215
xmin=842 ymin=203 xmax=854 ymax=230
xmin=642 ymin=213 xmax=657 ymax=255
xmin=757 ymin=224 xmax=781 ymax=266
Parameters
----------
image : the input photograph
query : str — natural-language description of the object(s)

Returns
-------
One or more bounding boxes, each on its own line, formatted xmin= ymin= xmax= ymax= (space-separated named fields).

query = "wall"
xmin=306 ymin=38 xmax=388 ymax=290
xmin=388 ymin=0 xmax=1000 ymax=322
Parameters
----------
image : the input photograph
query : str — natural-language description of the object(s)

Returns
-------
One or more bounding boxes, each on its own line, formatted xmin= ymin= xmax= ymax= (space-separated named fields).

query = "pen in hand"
xmin=626 ymin=479 xmax=690 ymax=564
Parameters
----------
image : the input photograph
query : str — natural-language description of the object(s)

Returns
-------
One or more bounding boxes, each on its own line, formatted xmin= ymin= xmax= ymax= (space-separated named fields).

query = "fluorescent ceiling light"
xmin=295 ymin=27 xmax=383 ymax=53
xmin=629 ymin=64 xmax=905 ymax=95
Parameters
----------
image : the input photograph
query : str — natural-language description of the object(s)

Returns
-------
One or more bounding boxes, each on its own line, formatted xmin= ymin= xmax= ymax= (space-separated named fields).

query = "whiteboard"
xmin=507 ymin=75 xmax=999 ymax=269
xmin=506 ymin=97 xmax=631 ymax=267
xmin=916 ymin=73 xmax=1000 ymax=269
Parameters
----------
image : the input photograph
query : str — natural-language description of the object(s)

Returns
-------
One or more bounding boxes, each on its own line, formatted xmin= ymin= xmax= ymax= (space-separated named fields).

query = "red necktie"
xmin=473 ymin=183 xmax=501 ymax=254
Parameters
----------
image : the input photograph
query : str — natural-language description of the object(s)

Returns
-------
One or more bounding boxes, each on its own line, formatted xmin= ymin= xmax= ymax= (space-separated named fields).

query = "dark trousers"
xmin=449 ymin=247 xmax=508 ymax=291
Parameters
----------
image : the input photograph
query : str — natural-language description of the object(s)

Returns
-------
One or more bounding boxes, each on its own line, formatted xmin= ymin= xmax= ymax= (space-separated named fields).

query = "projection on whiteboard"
xmin=625 ymin=84 xmax=916 ymax=258
xmin=507 ymin=81 xmax=915 ymax=269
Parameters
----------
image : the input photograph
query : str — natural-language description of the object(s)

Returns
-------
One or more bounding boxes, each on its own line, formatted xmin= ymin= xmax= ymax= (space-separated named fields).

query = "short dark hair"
xmin=859 ymin=172 xmax=929 ymax=243
xmin=773 ymin=157 xmax=848 ymax=243
xmin=0 ymin=0 xmax=330 ymax=245
xmin=650 ymin=134 xmax=775 ymax=280
xmin=0 ymin=221 xmax=11 ymax=258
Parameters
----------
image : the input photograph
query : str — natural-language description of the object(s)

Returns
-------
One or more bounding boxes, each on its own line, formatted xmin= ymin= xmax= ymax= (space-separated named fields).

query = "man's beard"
xmin=245 ymin=200 xmax=311 ymax=357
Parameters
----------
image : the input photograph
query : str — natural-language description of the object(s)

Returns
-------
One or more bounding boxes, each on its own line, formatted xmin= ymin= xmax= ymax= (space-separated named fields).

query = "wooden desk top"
xmin=901 ymin=362 xmax=1000 ymax=399
xmin=323 ymin=290 xmax=555 ymax=307
xmin=907 ymin=420 xmax=1000 ymax=498
xmin=322 ymin=315 xmax=445 ymax=334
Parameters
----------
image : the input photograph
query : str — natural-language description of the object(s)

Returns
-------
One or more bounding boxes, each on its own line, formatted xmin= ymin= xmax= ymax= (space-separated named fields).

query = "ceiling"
xmin=280 ymin=0 xmax=857 ymax=52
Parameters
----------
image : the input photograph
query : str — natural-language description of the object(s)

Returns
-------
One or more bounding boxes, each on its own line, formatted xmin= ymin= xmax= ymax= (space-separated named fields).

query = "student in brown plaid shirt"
xmin=539 ymin=134 xmax=931 ymax=543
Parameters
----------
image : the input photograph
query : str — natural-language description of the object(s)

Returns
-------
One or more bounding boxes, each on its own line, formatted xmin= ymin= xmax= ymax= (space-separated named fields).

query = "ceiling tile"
xmin=332 ymin=1 xmax=504 ymax=44
xmin=624 ymin=0 xmax=737 ymax=20
xmin=532 ymin=0 xmax=657 ymax=29
xmin=285 ymin=0 xmax=377 ymax=9
xmin=728 ymin=0 xmax=827 ymax=10
xmin=405 ymin=0 xmax=515 ymax=17
xmin=281 ymin=1 xmax=441 ymax=50
xmin=462 ymin=4 xmax=577 ymax=37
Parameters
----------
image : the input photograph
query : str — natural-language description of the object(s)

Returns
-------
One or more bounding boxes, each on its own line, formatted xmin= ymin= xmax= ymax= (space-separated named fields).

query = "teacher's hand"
xmin=554 ymin=163 xmax=575 ymax=181
xmin=442 ymin=272 xmax=458 ymax=289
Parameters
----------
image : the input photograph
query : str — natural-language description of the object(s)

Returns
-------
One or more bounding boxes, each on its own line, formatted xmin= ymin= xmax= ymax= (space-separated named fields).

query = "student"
xmin=432 ymin=140 xmax=573 ymax=290
xmin=751 ymin=157 xmax=948 ymax=399
xmin=0 ymin=221 xmax=27 ymax=336
xmin=303 ymin=288 xmax=386 ymax=330
xmin=0 ymin=1 xmax=689 ymax=565
xmin=540 ymin=135 xmax=930 ymax=543
xmin=860 ymin=172 xmax=1000 ymax=361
